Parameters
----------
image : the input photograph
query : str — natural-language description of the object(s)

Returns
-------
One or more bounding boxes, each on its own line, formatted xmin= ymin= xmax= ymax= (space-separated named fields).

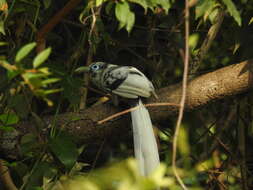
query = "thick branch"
xmin=16 ymin=59 xmax=253 ymax=144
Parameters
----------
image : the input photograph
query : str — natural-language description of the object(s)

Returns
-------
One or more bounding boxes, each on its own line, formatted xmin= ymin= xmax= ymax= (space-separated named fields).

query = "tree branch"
xmin=8 ymin=59 xmax=253 ymax=152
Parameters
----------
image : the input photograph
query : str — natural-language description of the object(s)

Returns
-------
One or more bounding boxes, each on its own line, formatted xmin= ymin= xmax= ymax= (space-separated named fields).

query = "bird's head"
xmin=75 ymin=62 xmax=109 ymax=88
xmin=74 ymin=62 xmax=107 ymax=74
xmin=89 ymin=62 xmax=107 ymax=74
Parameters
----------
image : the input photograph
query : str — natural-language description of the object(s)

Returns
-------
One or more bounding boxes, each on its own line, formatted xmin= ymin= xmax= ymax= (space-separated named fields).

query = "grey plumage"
xmin=89 ymin=62 xmax=160 ymax=176
xmin=89 ymin=62 xmax=157 ymax=99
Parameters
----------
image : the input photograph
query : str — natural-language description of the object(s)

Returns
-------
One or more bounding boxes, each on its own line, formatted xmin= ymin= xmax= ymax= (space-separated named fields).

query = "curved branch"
xmin=14 ymin=59 xmax=253 ymax=145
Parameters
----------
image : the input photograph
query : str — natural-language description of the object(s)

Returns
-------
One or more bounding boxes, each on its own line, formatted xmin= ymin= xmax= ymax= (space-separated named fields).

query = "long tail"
xmin=131 ymin=99 xmax=160 ymax=176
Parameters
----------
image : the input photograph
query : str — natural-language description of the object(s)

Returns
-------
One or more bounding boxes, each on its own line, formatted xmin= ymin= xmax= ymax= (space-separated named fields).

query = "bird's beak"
xmin=74 ymin=66 xmax=90 ymax=73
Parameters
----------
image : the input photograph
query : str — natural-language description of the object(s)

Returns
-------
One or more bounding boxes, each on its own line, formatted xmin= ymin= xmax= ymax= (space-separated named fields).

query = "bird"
xmin=87 ymin=62 xmax=160 ymax=176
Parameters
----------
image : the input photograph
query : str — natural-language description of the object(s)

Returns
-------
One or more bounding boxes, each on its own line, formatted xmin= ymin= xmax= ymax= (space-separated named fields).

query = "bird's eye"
xmin=91 ymin=64 xmax=100 ymax=71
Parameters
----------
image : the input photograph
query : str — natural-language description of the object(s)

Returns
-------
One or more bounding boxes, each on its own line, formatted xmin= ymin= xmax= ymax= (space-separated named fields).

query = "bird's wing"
xmin=102 ymin=66 xmax=155 ymax=99
xmin=100 ymin=65 xmax=128 ymax=91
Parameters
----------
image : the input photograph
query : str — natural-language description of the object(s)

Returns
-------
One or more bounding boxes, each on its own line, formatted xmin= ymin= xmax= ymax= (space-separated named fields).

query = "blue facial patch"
xmin=90 ymin=63 xmax=100 ymax=72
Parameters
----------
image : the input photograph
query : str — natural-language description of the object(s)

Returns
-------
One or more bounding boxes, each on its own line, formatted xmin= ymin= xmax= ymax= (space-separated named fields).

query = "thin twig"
xmin=190 ymin=9 xmax=224 ymax=74
xmin=98 ymin=102 xmax=179 ymax=124
xmin=36 ymin=0 xmax=82 ymax=52
xmin=79 ymin=7 xmax=99 ymax=109
xmin=172 ymin=0 xmax=190 ymax=189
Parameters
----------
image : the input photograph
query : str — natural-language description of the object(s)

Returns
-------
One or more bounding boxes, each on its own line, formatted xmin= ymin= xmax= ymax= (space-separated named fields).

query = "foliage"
xmin=0 ymin=0 xmax=253 ymax=189
xmin=49 ymin=159 xmax=172 ymax=190
xmin=0 ymin=42 xmax=61 ymax=106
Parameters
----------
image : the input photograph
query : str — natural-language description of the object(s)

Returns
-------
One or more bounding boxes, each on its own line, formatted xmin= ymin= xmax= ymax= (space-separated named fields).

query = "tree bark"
xmin=8 ymin=59 xmax=253 ymax=147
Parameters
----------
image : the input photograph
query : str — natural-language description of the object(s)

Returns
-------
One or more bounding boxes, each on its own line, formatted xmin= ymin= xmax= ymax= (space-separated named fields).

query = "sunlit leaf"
xmin=222 ymin=0 xmax=241 ymax=26
xmin=156 ymin=0 xmax=171 ymax=14
xmin=249 ymin=17 xmax=253 ymax=25
xmin=178 ymin=126 xmax=190 ymax=156
xmin=189 ymin=33 xmax=200 ymax=50
xmin=38 ymin=67 xmax=50 ymax=74
xmin=44 ymin=97 xmax=53 ymax=106
xmin=150 ymin=164 xmax=173 ymax=187
xmin=44 ymin=88 xmax=62 ymax=95
xmin=0 ymin=20 xmax=5 ymax=35
xmin=207 ymin=7 xmax=219 ymax=23
xmin=126 ymin=11 xmax=135 ymax=33
xmin=115 ymin=1 xmax=135 ymax=33
xmin=0 ymin=60 xmax=17 ymax=71
xmin=96 ymin=0 xmax=107 ymax=7
xmin=33 ymin=47 xmax=51 ymax=68
xmin=22 ymin=72 xmax=47 ymax=80
xmin=15 ymin=42 xmax=36 ymax=63
xmin=0 ymin=0 xmax=8 ymax=11
xmin=0 ymin=41 xmax=8 ymax=46
xmin=233 ymin=43 xmax=240 ymax=54
xmin=196 ymin=159 xmax=215 ymax=171
xmin=115 ymin=2 xmax=128 ymax=29
xmin=195 ymin=0 xmax=215 ymax=19
xmin=41 ymin=78 xmax=60 ymax=85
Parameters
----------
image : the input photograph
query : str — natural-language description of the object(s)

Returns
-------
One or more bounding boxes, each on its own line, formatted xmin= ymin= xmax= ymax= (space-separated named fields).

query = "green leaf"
xmin=96 ymin=0 xmax=107 ymax=7
xmin=0 ymin=113 xmax=19 ymax=125
xmin=49 ymin=134 xmax=79 ymax=170
xmin=0 ymin=41 xmax=8 ymax=46
xmin=115 ymin=2 xmax=128 ymax=29
xmin=128 ymin=0 xmax=171 ymax=13
xmin=7 ymin=70 xmax=21 ymax=80
xmin=208 ymin=7 xmax=219 ymax=23
xmin=178 ymin=126 xmax=190 ymax=156
xmin=189 ymin=33 xmax=200 ymax=50
xmin=233 ymin=43 xmax=240 ymax=54
xmin=43 ymin=88 xmax=62 ymax=95
xmin=43 ymin=0 xmax=51 ymax=9
xmin=195 ymin=0 xmax=215 ymax=20
xmin=33 ymin=47 xmax=51 ymax=68
xmin=22 ymin=72 xmax=47 ymax=80
xmin=156 ymin=0 xmax=171 ymax=14
xmin=222 ymin=0 xmax=241 ymax=26
xmin=126 ymin=11 xmax=135 ymax=33
xmin=0 ymin=20 xmax=5 ymax=35
xmin=38 ymin=67 xmax=50 ymax=74
xmin=44 ymin=97 xmax=53 ymax=106
xmin=128 ymin=0 xmax=148 ymax=12
xmin=115 ymin=1 xmax=135 ymax=33
xmin=0 ymin=126 xmax=15 ymax=131
xmin=41 ymin=78 xmax=60 ymax=85
xmin=0 ymin=60 xmax=16 ymax=71
xmin=249 ymin=17 xmax=253 ymax=25
xmin=15 ymin=42 xmax=36 ymax=63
